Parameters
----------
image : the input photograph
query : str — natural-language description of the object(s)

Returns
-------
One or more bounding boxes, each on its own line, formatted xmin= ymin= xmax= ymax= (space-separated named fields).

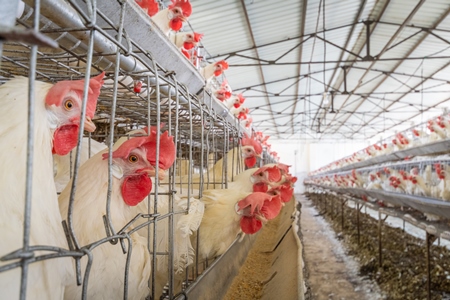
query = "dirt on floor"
xmin=300 ymin=195 xmax=378 ymax=300
xmin=306 ymin=192 xmax=450 ymax=300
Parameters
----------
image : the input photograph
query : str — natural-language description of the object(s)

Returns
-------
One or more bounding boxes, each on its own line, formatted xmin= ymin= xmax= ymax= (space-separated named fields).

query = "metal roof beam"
xmin=346 ymin=7 xmax=450 ymax=136
xmin=328 ymin=0 xmax=428 ymax=134
xmin=239 ymin=0 xmax=279 ymax=136
xmin=228 ymin=55 xmax=450 ymax=66
xmin=207 ymin=21 xmax=362 ymax=60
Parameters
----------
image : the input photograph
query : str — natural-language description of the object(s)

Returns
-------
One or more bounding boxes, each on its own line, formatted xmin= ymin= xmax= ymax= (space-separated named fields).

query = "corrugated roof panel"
xmin=246 ymin=0 xmax=303 ymax=45
xmin=256 ymin=39 xmax=302 ymax=62
xmin=185 ymin=0 xmax=450 ymax=140
xmin=408 ymin=0 xmax=450 ymax=28
xmin=189 ymin=1 xmax=254 ymax=54
xmin=379 ymin=0 xmax=424 ymax=24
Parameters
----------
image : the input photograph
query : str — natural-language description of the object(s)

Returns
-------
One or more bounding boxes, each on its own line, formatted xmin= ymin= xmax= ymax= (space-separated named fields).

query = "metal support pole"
xmin=356 ymin=202 xmax=360 ymax=245
xmin=426 ymin=232 xmax=437 ymax=300
xmin=329 ymin=197 xmax=332 ymax=217
xmin=378 ymin=211 xmax=383 ymax=268
xmin=363 ymin=20 xmax=374 ymax=61
xmin=342 ymin=66 xmax=349 ymax=94
xmin=331 ymin=198 xmax=334 ymax=219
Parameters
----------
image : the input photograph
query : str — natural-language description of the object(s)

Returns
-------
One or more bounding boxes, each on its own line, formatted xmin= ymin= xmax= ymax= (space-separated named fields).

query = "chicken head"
xmin=168 ymin=0 xmax=192 ymax=31
xmin=213 ymin=60 xmax=229 ymax=77
xmin=183 ymin=32 xmax=204 ymax=50
xmin=237 ymin=192 xmax=282 ymax=234
xmin=241 ymin=134 xmax=263 ymax=168
xmin=102 ymin=130 xmax=175 ymax=206
xmin=46 ymin=72 xmax=105 ymax=155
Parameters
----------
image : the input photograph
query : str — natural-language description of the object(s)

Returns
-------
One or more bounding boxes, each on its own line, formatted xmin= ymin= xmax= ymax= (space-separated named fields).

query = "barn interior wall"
xmin=269 ymin=141 xmax=368 ymax=193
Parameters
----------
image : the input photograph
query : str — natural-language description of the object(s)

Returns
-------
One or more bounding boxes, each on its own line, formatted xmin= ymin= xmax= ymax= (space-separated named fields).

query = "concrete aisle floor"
xmin=299 ymin=195 xmax=382 ymax=300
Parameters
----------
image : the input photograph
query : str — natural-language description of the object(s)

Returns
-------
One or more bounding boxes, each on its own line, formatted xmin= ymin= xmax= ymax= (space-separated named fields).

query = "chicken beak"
xmin=141 ymin=168 xmax=157 ymax=178
xmin=83 ymin=116 xmax=96 ymax=132
xmin=157 ymin=169 xmax=166 ymax=181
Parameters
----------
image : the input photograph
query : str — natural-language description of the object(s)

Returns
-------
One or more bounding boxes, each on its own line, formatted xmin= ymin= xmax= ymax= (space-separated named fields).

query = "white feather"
xmin=58 ymin=150 xmax=151 ymax=300
xmin=0 ymin=77 xmax=73 ymax=299
xmin=53 ymin=137 xmax=107 ymax=193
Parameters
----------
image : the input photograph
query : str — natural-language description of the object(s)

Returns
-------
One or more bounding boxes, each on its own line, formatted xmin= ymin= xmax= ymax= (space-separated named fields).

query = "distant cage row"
xmin=310 ymin=112 xmax=450 ymax=176
xmin=0 ymin=1 xmax=293 ymax=300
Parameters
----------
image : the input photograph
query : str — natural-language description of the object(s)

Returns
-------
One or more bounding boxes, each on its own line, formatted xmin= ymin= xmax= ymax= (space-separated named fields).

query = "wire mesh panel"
xmin=0 ymin=0 xmax=250 ymax=299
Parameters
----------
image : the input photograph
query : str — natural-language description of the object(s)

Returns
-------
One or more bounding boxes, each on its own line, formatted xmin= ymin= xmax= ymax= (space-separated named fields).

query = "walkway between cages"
xmin=299 ymin=195 xmax=383 ymax=300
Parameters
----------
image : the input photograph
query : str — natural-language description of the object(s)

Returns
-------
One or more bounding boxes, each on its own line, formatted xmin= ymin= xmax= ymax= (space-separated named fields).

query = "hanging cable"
xmin=322 ymin=0 xmax=326 ymax=95
xmin=421 ymin=58 xmax=424 ymax=127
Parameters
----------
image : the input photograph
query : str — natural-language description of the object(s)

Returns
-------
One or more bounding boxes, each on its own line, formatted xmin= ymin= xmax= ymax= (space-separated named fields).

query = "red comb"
xmin=193 ymin=32 xmax=204 ymax=42
xmin=103 ymin=135 xmax=154 ymax=160
xmin=245 ymin=117 xmax=253 ymax=128
xmin=252 ymin=165 xmax=282 ymax=183
xmin=237 ymin=192 xmax=270 ymax=216
xmin=238 ymin=192 xmax=282 ymax=234
xmin=146 ymin=131 xmax=176 ymax=170
xmin=260 ymin=194 xmax=283 ymax=218
xmin=169 ymin=0 xmax=192 ymax=17
xmin=46 ymin=72 xmax=105 ymax=119
xmin=136 ymin=0 xmax=159 ymax=17
xmin=238 ymin=94 xmax=245 ymax=104
xmin=237 ymin=112 xmax=247 ymax=120
xmin=215 ymin=60 xmax=229 ymax=70
xmin=242 ymin=134 xmax=263 ymax=155
xmin=277 ymin=163 xmax=290 ymax=174
xmin=147 ymin=0 xmax=159 ymax=16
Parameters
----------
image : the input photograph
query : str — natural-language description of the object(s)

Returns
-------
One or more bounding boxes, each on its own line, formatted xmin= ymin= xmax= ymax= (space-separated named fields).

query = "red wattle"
xmin=121 ymin=175 xmax=152 ymax=206
xmin=183 ymin=42 xmax=194 ymax=50
xmin=253 ymin=182 xmax=268 ymax=193
xmin=181 ymin=48 xmax=191 ymax=59
xmin=245 ymin=156 xmax=257 ymax=168
xmin=214 ymin=70 xmax=223 ymax=77
xmin=240 ymin=216 xmax=262 ymax=234
xmin=233 ymin=103 xmax=241 ymax=108
xmin=170 ymin=18 xmax=183 ymax=31
xmin=52 ymin=125 xmax=79 ymax=155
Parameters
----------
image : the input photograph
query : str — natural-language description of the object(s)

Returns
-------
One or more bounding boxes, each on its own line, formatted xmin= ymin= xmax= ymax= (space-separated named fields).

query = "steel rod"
xmin=356 ymin=202 xmax=360 ymax=244
xmin=378 ymin=211 xmax=383 ymax=267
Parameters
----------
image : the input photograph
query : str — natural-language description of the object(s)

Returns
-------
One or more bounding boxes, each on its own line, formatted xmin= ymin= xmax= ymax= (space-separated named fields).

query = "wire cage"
xmin=0 ymin=0 xmax=262 ymax=299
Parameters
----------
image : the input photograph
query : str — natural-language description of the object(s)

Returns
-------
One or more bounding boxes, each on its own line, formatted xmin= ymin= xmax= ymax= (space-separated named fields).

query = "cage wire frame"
xmin=304 ymin=155 xmax=450 ymax=220
xmin=311 ymin=110 xmax=450 ymax=177
xmin=0 ymin=0 xmax=256 ymax=299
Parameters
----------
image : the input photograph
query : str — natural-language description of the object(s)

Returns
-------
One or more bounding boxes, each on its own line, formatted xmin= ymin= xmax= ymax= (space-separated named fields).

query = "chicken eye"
xmin=128 ymin=155 xmax=138 ymax=163
xmin=64 ymin=99 xmax=74 ymax=110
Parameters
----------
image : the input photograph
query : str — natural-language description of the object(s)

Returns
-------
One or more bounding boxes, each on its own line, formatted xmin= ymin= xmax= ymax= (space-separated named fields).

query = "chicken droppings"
xmin=306 ymin=192 xmax=450 ymax=300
